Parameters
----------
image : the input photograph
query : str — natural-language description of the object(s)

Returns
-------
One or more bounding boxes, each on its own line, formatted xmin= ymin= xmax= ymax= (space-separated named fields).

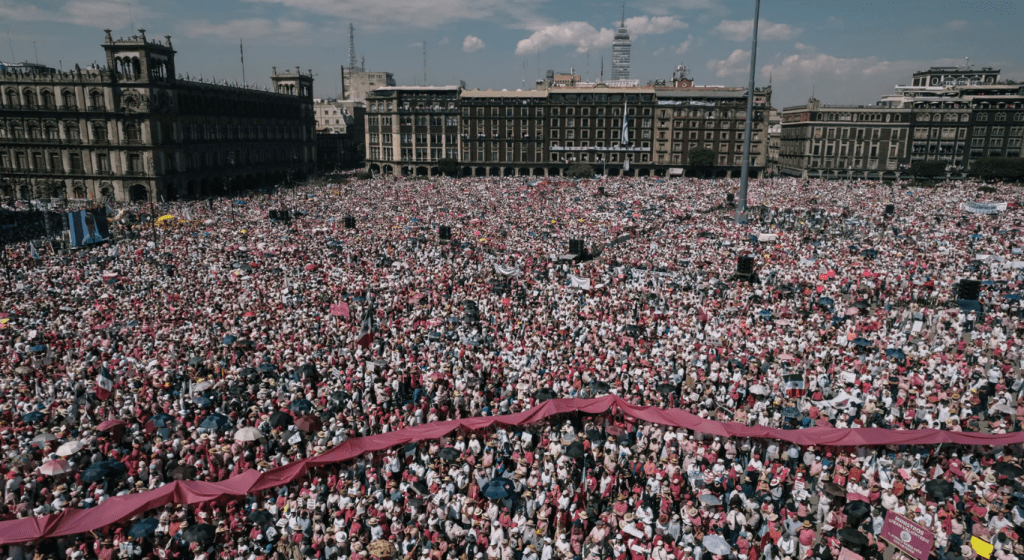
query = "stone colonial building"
xmin=780 ymin=66 xmax=1024 ymax=179
xmin=0 ymin=30 xmax=315 ymax=202
xmin=364 ymin=84 xmax=771 ymax=178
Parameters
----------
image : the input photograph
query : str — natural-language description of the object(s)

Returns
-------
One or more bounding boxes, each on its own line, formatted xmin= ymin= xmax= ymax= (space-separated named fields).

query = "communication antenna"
xmin=348 ymin=24 xmax=357 ymax=70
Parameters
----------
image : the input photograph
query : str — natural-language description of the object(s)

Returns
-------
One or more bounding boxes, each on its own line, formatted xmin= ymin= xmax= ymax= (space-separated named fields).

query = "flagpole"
xmin=240 ymin=39 xmax=246 ymax=85
xmin=735 ymin=0 xmax=761 ymax=224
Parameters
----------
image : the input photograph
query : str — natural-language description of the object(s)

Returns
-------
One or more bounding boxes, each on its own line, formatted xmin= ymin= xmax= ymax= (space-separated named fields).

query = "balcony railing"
xmin=87 ymin=105 xmax=106 ymax=112
xmin=61 ymin=105 xmax=78 ymax=111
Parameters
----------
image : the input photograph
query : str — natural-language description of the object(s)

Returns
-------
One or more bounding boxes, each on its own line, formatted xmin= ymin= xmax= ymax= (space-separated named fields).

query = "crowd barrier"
xmin=1 ymin=395 xmax=1021 ymax=545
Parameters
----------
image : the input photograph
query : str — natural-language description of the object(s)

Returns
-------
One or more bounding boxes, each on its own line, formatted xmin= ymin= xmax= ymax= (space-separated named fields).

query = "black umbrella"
xmin=534 ymin=388 xmax=558 ymax=402
xmin=592 ymin=381 xmax=610 ymax=393
xmin=248 ymin=509 xmax=274 ymax=526
xmin=439 ymin=447 xmax=460 ymax=463
xmin=585 ymin=429 xmax=606 ymax=444
xmin=268 ymin=411 xmax=293 ymax=429
xmin=170 ymin=465 xmax=197 ymax=480
xmin=823 ymin=482 xmax=847 ymax=497
xmin=407 ymin=497 xmax=424 ymax=509
xmin=180 ymin=523 xmax=217 ymax=544
xmin=656 ymin=383 xmax=675 ymax=395
xmin=924 ymin=479 xmax=955 ymax=500
xmin=565 ymin=441 xmax=585 ymax=459
xmin=128 ymin=518 xmax=159 ymax=539
xmin=843 ymin=501 xmax=871 ymax=522
xmin=623 ymin=325 xmax=642 ymax=339
xmin=411 ymin=481 xmax=429 ymax=496
xmin=992 ymin=463 xmax=1024 ymax=479
xmin=837 ymin=528 xmax=868 ymax=548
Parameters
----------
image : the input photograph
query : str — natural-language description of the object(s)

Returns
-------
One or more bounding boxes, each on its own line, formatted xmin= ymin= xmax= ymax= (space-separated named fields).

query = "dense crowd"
xmin=0 ymin=174 xmax=1023 ymax=560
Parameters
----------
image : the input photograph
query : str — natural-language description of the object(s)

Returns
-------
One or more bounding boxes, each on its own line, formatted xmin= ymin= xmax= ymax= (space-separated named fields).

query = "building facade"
xmin=781 ymin=66 xmax=1024 ymax=179
xmin=766 ymin=108 xmax=780 ymax=174
xmin=364 ymin=86 xmax=461 ymax=176
xmin=611 ymin=16 xmax=632 ymax=82
xmin=315 ymin=98 xmax=366 ymax=171
xmin=779 ymin=99 xmax=911 ymax=180
xmin=0 ymin=30 xmax=315 ymax=202
xmin=364 ymin=84 xmax=771 ymax=178
xmin=341 ymin=69 xmax=396 ymax=103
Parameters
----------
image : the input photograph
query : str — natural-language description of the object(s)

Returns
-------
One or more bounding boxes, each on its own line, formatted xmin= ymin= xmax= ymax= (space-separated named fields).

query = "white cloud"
xmin=623 ymin=15 xmax=688 ymax=35
xmin=674 ymin=34 xmax=695 ymax=55
xmin=515 ymin=22 xmax=614 ymax=55
xmin=439 ymin=37 xmax=450 ymax=45
xmin=0 ymin=0 xmax=154 ymax=29
xmin=715 ymin=19 xmax=802 ymax=41
xmin=181 ymin=18 xmax=314 ymax=42
xmin=514 ymin=14 xmax=685 ymax=55
xmin=707 ymin=49 xmax=749 ymax=77
xmin=944 ymin=19 xmax=969 ymax=30
xmin=463 ymin=35 xmax=485 ymax=52
xmin=758 ymin=46 xmax=965 ymax=83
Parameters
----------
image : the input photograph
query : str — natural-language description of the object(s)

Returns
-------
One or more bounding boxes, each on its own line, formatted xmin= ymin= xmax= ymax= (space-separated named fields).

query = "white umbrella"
xmin=39 ymin=459 xmax=71 ymax=476
xmin=194 ymin=381 xmax=215 ymax=392
xmin=32 ymin=432 xmax=58 ymax=444
xmin=749 ymin=385 xmax=767 ymax=396
xmin=234 ymin=427 xmax=265 ymax=443
xmin=55 ymin=440 xmax=85 ymax=456
xmin=702 ymin=535 xmax=731 ymax=556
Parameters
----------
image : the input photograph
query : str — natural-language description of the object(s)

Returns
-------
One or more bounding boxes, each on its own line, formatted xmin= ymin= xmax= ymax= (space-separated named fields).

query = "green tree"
xmin=436 ymin=158 xmax=460 ymax=177
xmin=565 ymin=162 xmax=596 ymax=179
xmin=355 ymin=170 xmax=373 ymax=180
xmin=908 ymin=161 xmax=947 ymax=179
xmin=969 ymin=158 xmax=1024 ymax=182
xmin=688 ymin=147 xmax=716 ymax=178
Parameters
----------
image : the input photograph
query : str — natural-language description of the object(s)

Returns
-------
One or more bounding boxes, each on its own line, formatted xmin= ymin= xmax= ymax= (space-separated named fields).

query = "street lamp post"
xmin=735 ymin=0 xmax=761 ymax=225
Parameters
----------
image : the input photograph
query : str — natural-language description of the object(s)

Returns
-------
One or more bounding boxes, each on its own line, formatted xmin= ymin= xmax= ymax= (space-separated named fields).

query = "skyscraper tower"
xmin=611 ymin=4 xmax=631 ymax=81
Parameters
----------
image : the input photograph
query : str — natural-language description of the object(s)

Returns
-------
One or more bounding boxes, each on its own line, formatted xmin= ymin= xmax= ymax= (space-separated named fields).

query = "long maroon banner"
xmin=1 ymin=395 xmax=1021 ymax=545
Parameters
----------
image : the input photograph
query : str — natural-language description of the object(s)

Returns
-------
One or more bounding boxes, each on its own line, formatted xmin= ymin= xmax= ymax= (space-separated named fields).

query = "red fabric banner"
xmin=0 ymin=395 xmax=1020 ymax=545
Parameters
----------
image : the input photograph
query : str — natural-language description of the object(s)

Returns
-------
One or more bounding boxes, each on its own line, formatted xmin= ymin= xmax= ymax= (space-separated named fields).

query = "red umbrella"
xmin=243 ymin=311 xmax=256 ymax=318
xmin=294 ymin=415 xmax=322 ymax=433
xmin=779 ymin=353 xmax=797 ymax=362
xmin=96 ymin=419 xmax=126 ymax=432
xmin=304 ymin=264 xmax=317 ymax=271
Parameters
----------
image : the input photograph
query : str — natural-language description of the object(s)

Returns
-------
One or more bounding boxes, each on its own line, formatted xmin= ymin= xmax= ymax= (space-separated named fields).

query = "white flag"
xmin=29 ymin=242 xmax=39 ymax=260
xmin=621 ymin=100 xmax=629 ymax=145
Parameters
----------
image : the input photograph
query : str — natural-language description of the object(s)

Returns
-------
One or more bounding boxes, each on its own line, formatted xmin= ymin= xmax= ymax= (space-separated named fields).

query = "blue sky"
xmin=3 ymin=0 xmax=1022 ymax=108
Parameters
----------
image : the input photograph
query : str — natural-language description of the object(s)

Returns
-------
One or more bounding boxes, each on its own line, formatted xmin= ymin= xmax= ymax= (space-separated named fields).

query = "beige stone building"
xmin=0 ymin=30 xmax=315 ymax=202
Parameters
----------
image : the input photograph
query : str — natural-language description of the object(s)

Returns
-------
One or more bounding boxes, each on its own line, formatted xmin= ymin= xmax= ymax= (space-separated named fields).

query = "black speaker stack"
xmin=439 ymin=225 xmax=452 ymax=240
xmin=884 ymin=204 xmax=894 ymax=216
xmin=569 ymin=239 xmax=585 ymax=255
xmin=958 ymin=279 xmax=980 ymax=301
xmin=726 ymin=193 xmax=735 ymax=204
xmin=344 ymin=216 xmax=356 ymax=229
xmin=736 ymin=255 xmax=755 ymax=277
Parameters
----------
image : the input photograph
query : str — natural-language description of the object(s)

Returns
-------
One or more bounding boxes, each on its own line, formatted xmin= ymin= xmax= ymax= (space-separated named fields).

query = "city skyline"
xmin=2 ymin=0 xmax=1022 ymax=108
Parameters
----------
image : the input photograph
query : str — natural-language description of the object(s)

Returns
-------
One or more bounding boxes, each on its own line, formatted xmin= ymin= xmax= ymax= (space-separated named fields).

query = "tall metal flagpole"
xmin=735 ymin=0 xmax=761 ymax=224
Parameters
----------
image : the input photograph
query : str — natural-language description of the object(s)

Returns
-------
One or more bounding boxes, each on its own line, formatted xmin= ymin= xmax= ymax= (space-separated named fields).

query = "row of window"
xmin=0 ymin=150 xmax=142 ymax=173
xmin=3 ymin=89 xmax=103 ymax=109
xmin=0 ymin=120 xmax=141 ymax=142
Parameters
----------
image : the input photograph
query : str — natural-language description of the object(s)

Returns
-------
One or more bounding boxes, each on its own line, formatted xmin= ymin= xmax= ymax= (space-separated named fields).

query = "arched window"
xmin=40 ymin=90 xmax=54 ymax=108
xmin=22 ymin=90 xmax=36 ymax=108
xmin=62 ymin=90 xmax=76 ymax=108
xmin=4 ymin=89 xmax=17 ymax=107
xmin=125 ymin=122 xmax=141 ymax=142
xmin=89 ymin=91 xmax=104 ymax=109
xmin=995 ymin=112 xmax=1007 ymax=122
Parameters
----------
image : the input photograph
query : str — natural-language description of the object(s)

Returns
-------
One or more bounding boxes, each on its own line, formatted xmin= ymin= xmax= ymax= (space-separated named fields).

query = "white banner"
xmin=963 ymin=201 xmax=1006 ymax=214
xmin=569 ymin=274 xmax=592 ymax=291
xmin=494 ymin=264 xmax=522 ymax=277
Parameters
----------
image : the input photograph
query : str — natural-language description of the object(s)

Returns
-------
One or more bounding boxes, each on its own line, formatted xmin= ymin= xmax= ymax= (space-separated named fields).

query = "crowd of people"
xmin=0 ymin=174 xmax=1023 ymax=560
